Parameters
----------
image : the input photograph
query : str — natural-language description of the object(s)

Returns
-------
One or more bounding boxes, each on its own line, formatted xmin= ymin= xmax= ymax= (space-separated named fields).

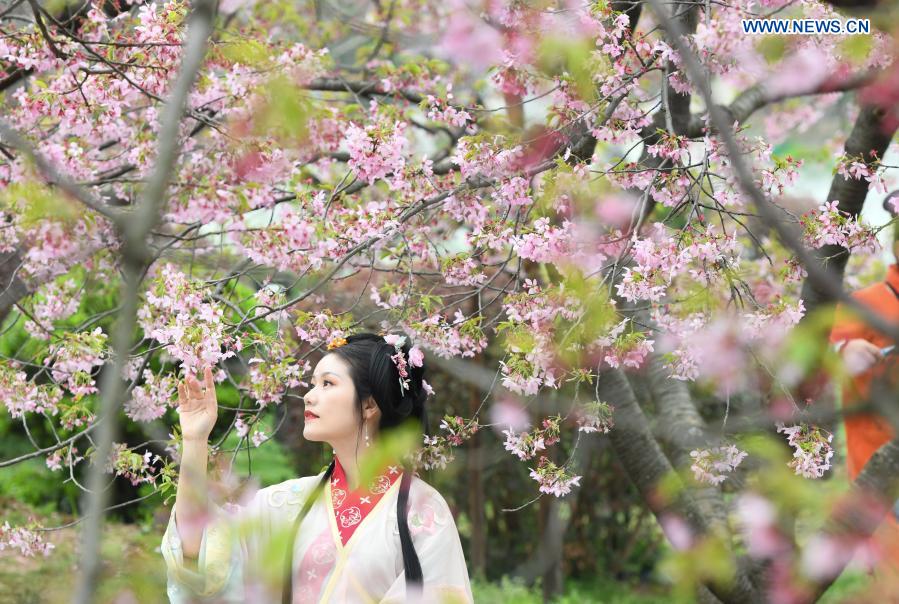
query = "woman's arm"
xmin=173 ymin=366 xmax=219 ymax=560
xmin=174 ymin=438 xmax=209 ymax=561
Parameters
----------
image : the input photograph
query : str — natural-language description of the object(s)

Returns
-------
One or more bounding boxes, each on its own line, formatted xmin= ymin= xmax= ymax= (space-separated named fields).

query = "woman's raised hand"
xmin=177 ymin=365 xmax=218 ymax=442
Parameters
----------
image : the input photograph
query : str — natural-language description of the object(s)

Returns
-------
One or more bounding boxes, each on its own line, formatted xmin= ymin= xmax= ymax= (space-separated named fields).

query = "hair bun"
xmin=330 ymin=331 xmax=428 ymax=431
xmin=883 ymin=190 xmax=899 ymax=217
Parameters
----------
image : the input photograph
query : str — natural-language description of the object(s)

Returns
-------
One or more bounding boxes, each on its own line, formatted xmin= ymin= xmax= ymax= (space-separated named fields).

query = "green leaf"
xmin=255 ymin=75 xmax=312 ymax=144
xmin=221 ymin=39 xmax=272 ymax=67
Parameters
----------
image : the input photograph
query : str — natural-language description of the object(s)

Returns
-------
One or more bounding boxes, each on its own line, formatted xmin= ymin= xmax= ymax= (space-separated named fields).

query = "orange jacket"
xmin=829 ymin=263 xmax=899 ymax=481
xmin=829 ymin=264 xmax=899 ymax=585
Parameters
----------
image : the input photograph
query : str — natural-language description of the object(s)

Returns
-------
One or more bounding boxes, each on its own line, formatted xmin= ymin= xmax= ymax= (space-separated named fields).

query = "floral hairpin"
xmin=383 ymin=334 xmax=410 ymax=394
xmin=383 ymin=334 xmax=424 ymax=395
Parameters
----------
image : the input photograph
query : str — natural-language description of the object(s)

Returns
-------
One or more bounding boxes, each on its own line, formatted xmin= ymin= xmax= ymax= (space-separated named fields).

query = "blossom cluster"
xmin=689 ymin=444 xmax=748 ymax=485
xmin=654 ymin=298 xmax=805 ymax=394
xmin=799 ymin=200 xmax=880 ymax=254
xmin=125 ymin=370 xmax=178 ymax=423
xmin=138 ymin=264 xmax=238 ymax=374
xmin=46 ymin=445 xmax=83 ymax=472
xmin=45 ymin=327 xmax=107 ymax=399
xmin=24 ymin=278 xmax=82 ymax=340
xmin=405 ymin=311 xmax=489 ymax=360
xmin=834 ymin=153 xmax=887 ymax=194
xmin=575 ymin=401 xmax=615 ymax=434
xmin=106 ymin=443 xmax=158 ymax=487
xmin=425 ymin=85 xmax=473 ymax=129
xmin=497 ymin=282 xmax=583 ymax=394
xmin=591 ymin=318 xmax=655 ymax=371
xmin=616 ymin=224 xmax=740 ymax=303
xmin=528 ymin=456 xmax=582 ymax=498
xmin=438 ymin=415 xmax=480 ymax=446
xmin=345 ymin=117 xmax=409 ymax=190
xmin=776 ymin=423 xmax=835 ymax=479
xmin=502 ymin=416 xmax=561 ymax=461
xmin=234 ymin=414 xmax=268 ymax=447
xmin=0 ymin=523 xmax=54 ymax=558
xmin=0 ymin=364 xmax=62 ymax=419
xmin=246 ymin=357 xmax=305 ymax=408
xmin=414 ymin=415 xmax=480 ymax=471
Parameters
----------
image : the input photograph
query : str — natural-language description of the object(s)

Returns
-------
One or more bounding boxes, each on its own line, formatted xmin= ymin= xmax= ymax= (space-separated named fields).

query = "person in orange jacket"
xmin=829 ymin=193 xmax=899 ymax=587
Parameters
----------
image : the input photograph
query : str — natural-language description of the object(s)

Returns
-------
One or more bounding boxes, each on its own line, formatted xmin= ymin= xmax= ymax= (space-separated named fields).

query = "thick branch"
xmin=598 ymin=368 xmax=762 ymax=604
xmin=799 ymin=104 xmax=897 ymax=317
xmin=642 ymin=355 xmax=732 ymax=534
xmin=632 ymin=0 xmax=699 ymax=224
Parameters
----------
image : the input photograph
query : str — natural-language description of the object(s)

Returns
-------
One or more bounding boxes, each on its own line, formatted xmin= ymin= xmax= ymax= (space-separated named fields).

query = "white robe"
xmin=160 ymin=471 xmax=473 ymax=603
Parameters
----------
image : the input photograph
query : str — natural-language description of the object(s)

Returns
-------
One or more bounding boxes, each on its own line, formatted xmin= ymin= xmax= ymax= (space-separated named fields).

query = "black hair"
xmin=328 ymin=332 xmax=426 ymax=585
xmin=283 ymin=332 xmax=425 ymax=603
xmin=327 ymin=332 xmax=428 ymax=433
xmin=884 ymin=190 xmax=899 ymax=243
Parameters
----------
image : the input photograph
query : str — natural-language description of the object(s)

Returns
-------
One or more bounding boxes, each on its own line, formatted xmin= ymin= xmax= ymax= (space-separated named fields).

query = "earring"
xmin=364 ymin=424 xmax=370 ymax=448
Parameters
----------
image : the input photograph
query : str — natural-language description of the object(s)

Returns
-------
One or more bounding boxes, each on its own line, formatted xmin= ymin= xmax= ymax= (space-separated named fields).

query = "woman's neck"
xmin=332 ymin=444 xmax=362 ymax=489
xmin=331 ymin=440 xmax=396 ymax=490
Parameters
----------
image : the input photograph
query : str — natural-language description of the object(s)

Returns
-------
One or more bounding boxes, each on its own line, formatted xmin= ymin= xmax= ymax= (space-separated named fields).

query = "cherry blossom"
xmin=776 ymin=423 xmax=835 ymax=479
xmin=0 ymin=523 xmax=54 ymax=558
xmin=528 ymin=456 xmax=582 ymax=497
xmin=689 ymin=444 xmax=748 ymax=485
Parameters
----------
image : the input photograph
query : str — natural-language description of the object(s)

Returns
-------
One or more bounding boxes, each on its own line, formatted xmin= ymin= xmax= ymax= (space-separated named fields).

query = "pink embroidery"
xmin=409 ymin=503 xmax=439 ymax=537
xmin=293 ymin=529 xmax=335 ymax=604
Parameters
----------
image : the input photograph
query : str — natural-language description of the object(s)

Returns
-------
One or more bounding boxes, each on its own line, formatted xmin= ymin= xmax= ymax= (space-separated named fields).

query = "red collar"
xmin=329 ymin=458 xmax=403 ymax=546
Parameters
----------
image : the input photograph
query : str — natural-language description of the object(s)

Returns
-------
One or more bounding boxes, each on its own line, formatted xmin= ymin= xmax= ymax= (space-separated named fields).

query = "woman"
xmin=160 ymin=333 xmax=473 ymax=603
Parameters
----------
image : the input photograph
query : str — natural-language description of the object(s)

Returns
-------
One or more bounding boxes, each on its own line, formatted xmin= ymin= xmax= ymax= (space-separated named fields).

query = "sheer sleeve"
xmin=381 ymin=481 xmax=473 ymax=604
xmin=160 ymin=475 xmax=320 ymax=603
xmin=160 ymin=501 xmax=248 ymax=603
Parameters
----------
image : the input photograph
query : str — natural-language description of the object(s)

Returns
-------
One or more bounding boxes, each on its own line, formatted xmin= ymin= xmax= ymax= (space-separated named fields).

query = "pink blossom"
xmin=251 ymin=429 xmax=267 ymax=447
xmin=528 ymin=456 xmax=581 ymax=497
xmin=407 ymin=346 xmax=424 ymax=368
xmin=344 ymin=119 xmax=409 ymax=189
xmin=0 ymin=523 xmax=54 ymax=558
xmin=765 ymin=45 xmax=832 ymax=99
xmin=45 ymin=327 xmax=107 ymax=399
xmin=489 ymin=397 xmax=531 ymax=433
xmin=689 ymin=444 xmax=747 ymax=485
xmin=1 ymin=365 xmax=62 ymax=419
xmin=776 ymin=423 xmax=834 ymax=479
xmin=659 ymin=514 xmax=693 ymax=551
xmin=436 ymin=0 xmax=505 ymax=71
xmin=125 ymin=370 xmax=177 ymax=423
xmin=138 ymin=264 xmax=236 ymax=374
xmin=735 ymin=492 xmax=789 ymax=558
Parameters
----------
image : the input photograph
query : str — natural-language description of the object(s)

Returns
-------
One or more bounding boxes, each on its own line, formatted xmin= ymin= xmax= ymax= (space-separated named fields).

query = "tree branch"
xmin=72 ymin=0 xmax=218 ymax=600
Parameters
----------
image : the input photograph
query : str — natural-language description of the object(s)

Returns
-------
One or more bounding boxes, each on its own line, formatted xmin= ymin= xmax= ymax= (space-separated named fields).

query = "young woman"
xmin=160 ymin=333 xmax=473 ymax=603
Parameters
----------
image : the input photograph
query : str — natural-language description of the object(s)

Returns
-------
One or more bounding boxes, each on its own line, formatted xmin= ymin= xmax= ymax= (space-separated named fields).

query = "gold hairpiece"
xmin=327 ymin=337 xmax=347 ymax=350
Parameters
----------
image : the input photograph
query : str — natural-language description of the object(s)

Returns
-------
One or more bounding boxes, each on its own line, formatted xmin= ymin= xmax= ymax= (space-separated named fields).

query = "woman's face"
xmin=302 ymin=353 xmax=363 ymax=445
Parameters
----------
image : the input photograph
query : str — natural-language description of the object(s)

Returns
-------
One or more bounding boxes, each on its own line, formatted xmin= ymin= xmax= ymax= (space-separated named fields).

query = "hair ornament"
xmin=383 ymin=334 xmax=411 ymax=395
xmin=326 ymin=336 xmax=348 ymax=350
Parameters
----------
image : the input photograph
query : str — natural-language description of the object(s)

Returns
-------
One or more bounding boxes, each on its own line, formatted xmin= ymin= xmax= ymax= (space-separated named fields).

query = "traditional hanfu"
xmin=161 ymin=459 xmax=473 ymax=603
